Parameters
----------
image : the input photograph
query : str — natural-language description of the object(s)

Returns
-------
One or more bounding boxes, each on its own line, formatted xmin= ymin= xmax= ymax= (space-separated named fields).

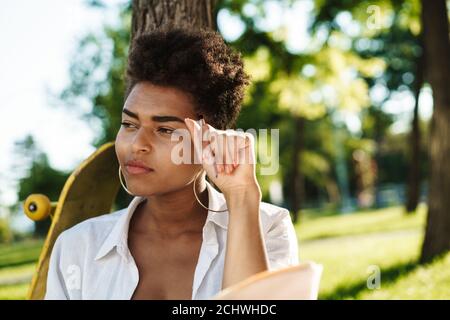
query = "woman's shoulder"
xmin=258 ymin=201 xmax=293 ymax=232
xmin=259 ymin=201 xmax=290 ymax=216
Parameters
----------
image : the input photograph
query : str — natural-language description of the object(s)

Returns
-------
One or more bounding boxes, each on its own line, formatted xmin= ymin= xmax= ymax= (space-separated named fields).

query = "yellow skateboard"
xmin=23 ymin=142 xmax=120 ymax=300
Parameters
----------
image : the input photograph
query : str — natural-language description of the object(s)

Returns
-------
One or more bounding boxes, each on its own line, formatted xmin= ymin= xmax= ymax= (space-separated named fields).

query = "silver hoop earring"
xmin=193 ymin=170 xmax=228 ymax=212
xmin=118 ymin=165 xmax=134 ymax=196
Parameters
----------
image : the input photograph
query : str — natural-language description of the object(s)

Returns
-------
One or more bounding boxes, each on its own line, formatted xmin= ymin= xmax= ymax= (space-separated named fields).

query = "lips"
xmin=124 ymin=159 xmax=154 ymax=175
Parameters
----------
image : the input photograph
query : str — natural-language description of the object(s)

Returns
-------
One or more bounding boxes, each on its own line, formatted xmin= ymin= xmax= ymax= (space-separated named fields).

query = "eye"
xmin=157 ymin=127 xmax=174 ymax=135
xmin=120 ymin=121 xmax=136 ymax=129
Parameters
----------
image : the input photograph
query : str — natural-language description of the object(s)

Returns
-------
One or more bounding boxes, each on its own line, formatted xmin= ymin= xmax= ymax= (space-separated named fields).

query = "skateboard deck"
xmin=213 ymin=262 xmax=323 ymax=300
xmin=26 ymin=142 xmax=120 ymax=300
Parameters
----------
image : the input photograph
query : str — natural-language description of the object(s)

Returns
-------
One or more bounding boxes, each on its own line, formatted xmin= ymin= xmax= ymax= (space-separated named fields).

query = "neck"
xmin=133 ymin=174 xmax=209 ymax=235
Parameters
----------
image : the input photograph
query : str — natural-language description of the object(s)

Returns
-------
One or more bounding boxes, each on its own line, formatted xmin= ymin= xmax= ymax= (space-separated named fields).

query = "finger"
xmin=224 ymin=134 xmax=235 ymax=174
xmin=209 ymin=131 xmax=225 ymax=174
xmin=184 ymin=118 xmax=203 ymax=164
xmin=202 ymin=144 xmax=218 ymax=179
xmin=237 ymin=133 xmax=255 ymax=165
xmin=243 ymin=133 xmax=256 ymax=165
xmin=234 ymin=133 xmax=248 ymax=165
xmin=226 ymin=132 xmax=239 ymax=168
xmin=202 ymin=120 xmax=233 ymax=175
xmin=200 ymin=119 xmax=213 ymax=150
xmin=204 ymin=122 xmax=224 ymax=173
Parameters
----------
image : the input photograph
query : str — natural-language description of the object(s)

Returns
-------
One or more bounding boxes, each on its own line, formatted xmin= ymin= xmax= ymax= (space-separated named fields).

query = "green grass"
xmin=0 ymin=239 xmax=43 ymax=300
xmin=357 ymin=252 xmax=450 ymax=299
xmin=0 ymin=283 xmax=30 ymax=300
xmin=0 ymin=263 xmax=36 ymax=281
xmin=0 ymin=204 xmax=449 ymax=299
xmin=298 ymin=203 xmax=450 ymax=299
xmin=0 ymin=239 xmax=43 ymax=269
xmin=297 ymin=203 xmax=426 ymax=241
xmin=301 ymin=230 xmax=423 ymax=299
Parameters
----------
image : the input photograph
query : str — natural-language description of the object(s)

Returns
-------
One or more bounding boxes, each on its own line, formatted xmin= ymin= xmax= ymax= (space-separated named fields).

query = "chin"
xmin=127 ymin=185 xmax=159 ymax=197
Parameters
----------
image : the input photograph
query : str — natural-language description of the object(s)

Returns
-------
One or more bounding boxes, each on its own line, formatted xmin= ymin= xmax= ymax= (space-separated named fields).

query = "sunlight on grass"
xmin=300 ymin=230 xmax=423 ymax=299
xmin=0 ymin=263 xmax=36 ymax=281
xmin=0 ymin=240 xmax=42 ymax=300
xmin=296 ymin=203 xmax=426 ymax=241
xmin=0 ymin=283 xmax=30 ymax=300
xmin=357 ymin=252 xmax=450 ymax=299
xmin=0 ymin=239 xmax=43 ymax=268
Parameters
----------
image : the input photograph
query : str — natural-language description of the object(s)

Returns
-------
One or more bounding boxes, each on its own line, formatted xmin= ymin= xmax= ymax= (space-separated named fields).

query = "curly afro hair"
xmin=124 ymin=27 xmax=250 ymax=130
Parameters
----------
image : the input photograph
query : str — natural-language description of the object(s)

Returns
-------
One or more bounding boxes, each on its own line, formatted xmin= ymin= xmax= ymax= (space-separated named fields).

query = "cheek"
xmin=159 ymin=143 xmax=198 ymax=173
xmin=159 ymin=142 xmax=181 ymax=166
xmin=115 ymin=131 xmax=126 ymax=163
xmin=167 ymin=138 xmax=197 ymax=166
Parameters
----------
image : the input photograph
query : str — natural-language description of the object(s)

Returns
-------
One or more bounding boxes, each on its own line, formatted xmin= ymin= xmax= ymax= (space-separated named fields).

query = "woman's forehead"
xmin=125 ymin=82 xmax=197 ymax=118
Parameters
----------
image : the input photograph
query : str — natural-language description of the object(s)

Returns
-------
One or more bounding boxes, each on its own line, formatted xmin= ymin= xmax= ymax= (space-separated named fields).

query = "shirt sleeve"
xmin=44 ymin=233 xmax=69 ymax=300
xmin=265 ymin=209 xmax=299 ymax=270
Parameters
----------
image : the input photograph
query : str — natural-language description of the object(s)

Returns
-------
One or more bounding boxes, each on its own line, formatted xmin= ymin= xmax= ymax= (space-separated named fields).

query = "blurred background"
xmin=0 ymin=0 xmax=449 ymax=299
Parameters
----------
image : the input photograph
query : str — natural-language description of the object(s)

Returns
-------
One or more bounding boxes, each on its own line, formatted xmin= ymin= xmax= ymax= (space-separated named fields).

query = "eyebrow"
xmin=122 ymin=108 xmax=185 ymax=124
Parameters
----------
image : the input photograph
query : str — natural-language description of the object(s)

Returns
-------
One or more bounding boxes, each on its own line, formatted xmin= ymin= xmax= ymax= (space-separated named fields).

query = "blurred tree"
xmin=312 ymin=0 xmax=426 ymax=212
xmin=405 ymin=47 xmax=423 ymax=213
xmin=420 ymin=0 xmax=450 ymax=263
xmin=219 ymin=0 xmax=381 ymax=221
xmin=13 ymin=135 xmax=69 ymax=237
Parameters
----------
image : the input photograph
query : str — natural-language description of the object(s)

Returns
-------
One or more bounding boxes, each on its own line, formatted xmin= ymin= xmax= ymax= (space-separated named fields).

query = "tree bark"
xmin=405 ymin=52 xmax=424 ymax=213
xmin=131 ymin=0 xmax=217 ymax=42
xmin=420 ymin=0 xmax=450 ymax=263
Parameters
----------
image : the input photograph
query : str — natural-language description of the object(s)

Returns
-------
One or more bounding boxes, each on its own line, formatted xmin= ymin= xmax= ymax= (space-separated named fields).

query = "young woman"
xmin=45 ymin=28 xmax=299 ymax=300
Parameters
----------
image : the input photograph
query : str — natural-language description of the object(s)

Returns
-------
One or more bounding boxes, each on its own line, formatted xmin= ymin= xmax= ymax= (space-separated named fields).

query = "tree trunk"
xmin=291 ymin=116 xmax=304 ymax=223
xmin=405 ymin=53 xmax=424 ymax=213
xmin=325 ymin=177 xmax=340 ymax=204
xmin=420 ymin=0 xmax=450 ymax=263
xmin=131 ymin=0 xmax=217 ymax=42
xmin=127 ymin=0 xmax=218 ymax=189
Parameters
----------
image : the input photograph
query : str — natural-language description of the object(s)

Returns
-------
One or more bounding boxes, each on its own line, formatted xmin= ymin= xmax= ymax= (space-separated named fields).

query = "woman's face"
xmin=115 ymin=81 xmax=201 ymax=196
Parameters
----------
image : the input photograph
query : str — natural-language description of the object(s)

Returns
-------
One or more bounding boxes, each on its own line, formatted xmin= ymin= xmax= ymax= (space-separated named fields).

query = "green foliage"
xmin=58 ymin=9 xmax=132 ymax=148
xmin=13 ymin=135 xmax=70 ymax=237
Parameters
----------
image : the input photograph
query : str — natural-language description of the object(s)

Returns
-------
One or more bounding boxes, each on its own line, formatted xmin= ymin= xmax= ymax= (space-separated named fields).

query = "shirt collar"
xmin=94 ymin=180 xmax=229 ymax=261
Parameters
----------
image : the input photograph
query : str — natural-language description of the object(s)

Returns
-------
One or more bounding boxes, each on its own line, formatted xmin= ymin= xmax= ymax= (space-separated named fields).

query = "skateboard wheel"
xmin=24 ymin=194 xmax=52 ymax=221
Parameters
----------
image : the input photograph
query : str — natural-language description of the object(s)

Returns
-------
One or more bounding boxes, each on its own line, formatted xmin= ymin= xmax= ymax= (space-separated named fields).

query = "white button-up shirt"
xmin=44 ymin=181 xmax=299 ymax=300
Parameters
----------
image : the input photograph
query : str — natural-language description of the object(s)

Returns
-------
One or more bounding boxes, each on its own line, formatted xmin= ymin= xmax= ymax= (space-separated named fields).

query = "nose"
xmin=131 ymin=127 xmax=152 ymax=153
